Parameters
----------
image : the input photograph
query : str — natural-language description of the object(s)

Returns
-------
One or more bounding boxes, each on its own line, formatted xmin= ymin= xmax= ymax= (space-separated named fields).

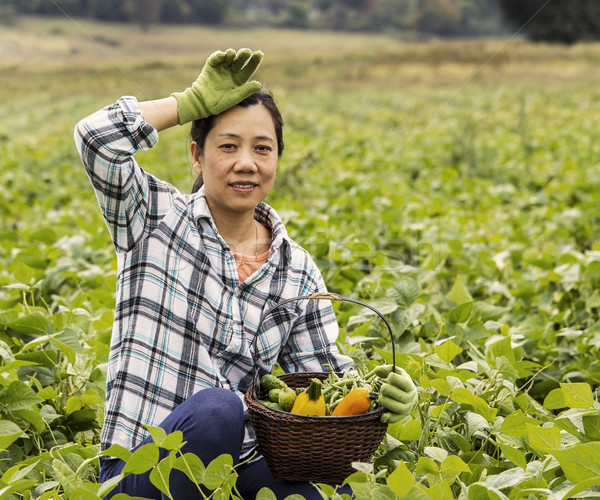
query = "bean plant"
xmin=2 ymin=31 xmax=600 ymax=499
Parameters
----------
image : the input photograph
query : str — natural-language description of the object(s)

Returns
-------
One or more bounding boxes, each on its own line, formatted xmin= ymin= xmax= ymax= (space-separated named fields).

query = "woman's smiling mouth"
xmin=229 ymin=182 xmax=258 ymax=193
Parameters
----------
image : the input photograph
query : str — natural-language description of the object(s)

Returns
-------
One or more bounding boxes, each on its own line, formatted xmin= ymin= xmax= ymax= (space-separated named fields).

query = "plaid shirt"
xmin=74 ymin=96 xmax=353 ymax=457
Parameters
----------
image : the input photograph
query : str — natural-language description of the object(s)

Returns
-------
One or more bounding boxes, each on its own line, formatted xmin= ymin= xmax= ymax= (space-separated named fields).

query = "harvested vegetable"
xmin=261 ymin=373 xmax=287 ymax=392
xmin=278 ymin=387 xmax=297 ymax=412
xmin=331 ymin=388 xmax=373 ymax=416
xmin=259 ymin=400 xmax=283 ymax=411
xmin=291 ymin=378 xmax=326 ymax=416
xmin=258 ymin=366 xmax=385 ymax=417
xmin=269 ymin=388 xmax=282 ymax=403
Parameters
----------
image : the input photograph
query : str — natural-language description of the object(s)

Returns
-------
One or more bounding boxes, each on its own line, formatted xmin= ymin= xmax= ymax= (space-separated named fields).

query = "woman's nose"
xmin=234 ymin=147 xmax=257 ymax=171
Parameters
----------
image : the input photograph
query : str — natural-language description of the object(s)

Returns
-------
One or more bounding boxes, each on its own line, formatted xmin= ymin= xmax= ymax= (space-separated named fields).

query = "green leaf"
xmin=93 ymin=310 xmax=114 ymax=330
xmin=501 ymin=410 xmax=541 ymax=437
xmin=21 ymin=334 xmax=77 ymax=366
xmin=122 ymin=443 xmax=160 ymax=475
xmin=440 ymin=455 xmax=471 ymax=479
xmin=0 ymin=420 xmax=24 ymax=451
xmin=561 ymin=382 xmax=594 ymax=409
xmin=400 ymin=485 xmax=432 ymax=500
xmin=313 ymin=484 xmax=336 ymax=497
xmin=51 ymin=336 xmax=78 ymax=366
xmin=63 ymin=408 xmax=100 ymax=432
xmin=430 ymin=378 xmax=453 ymax=397
xmin=97 ymin=474 xmax=125 ymax=498
xmin=7 ymin=312 xmax=52 ymax=336
xmin=149 ymin=454 xmax=174 ymax=499
xmin=486 ymin=336 xmax=516 ymax=365
xmin=10 ymin=261 xmax=36 ymax=284
xmin=416 ymin=456 xmax=439 ymax=475
xmin=583 ymin=415 xmax=600 ymax=440
xmin=256 ymin=488 xmax=277 ymax=500
xmin=431 ymin=403 xmax=452 ymax=418
xmin=551 ymin=442 xmax=600 ymax=482
xmin=435 ymin=339 xmax=463 ymax=363
xmin=555 ymin=415 xmax=580 ymax=437
xmin=66 ymin=396 xmax=82 ymax=414
xmin=0 ymin=341 xmax=15 ymax=364
xmin=499 ymin=442 xmax=527 ymax=469
xmin=390 ymin=308 xmax=413 ymax=336
xmin=69 ymin=485 xmax=103 ymax=499
xmin=466 ymin=412 xmax=490 ymax=439
xmin=486 ymin=468 xmax=531 ymax=490
xmin=448 ymin=301 xmax=474 ymax=324
xmin=543 ymin=388 xmax=566 ymax=410
xmin=363 ymin=485 xmax=397 ymax=499
xmin=446 ymin=275 xmax=472 ymax=305
xmin=53 ymin=459 xmax=75 ymax=494
xmin=526 ymin=424 xmax=561 ymax=453
xmin=203 ymin=454 xmax=234 ymax=490
xmin=467 ymin=483 xmax=509 ymax=500
xmin=390 ymin=278 xmax=419 ymax=307
xmin=562 ymin=476 xmax=600 ymax=499
xmin=99 ymin=444 xmax=132 ymax=462
xmin=144 ymin=425 xmax=168 ymax=447
xmin=1 ymin=460 xmax=39 ymax=484
xmin=2 ymin=380 xmax=44 ymax=411
xmin=424 ymin=446 xmax=448 ymax=463
xmin=398 ymin=419 xmax=422 ymax=441
xmin=0 ymin=479 xmax=38 ymax=498
xmin=16 ymin=408 xmax=46 ymax=433
xmin=427 ymin=479 xmax=454 ymax=499
xmin=37 ymin=488 xmax=63 ymax=500
xmin=450 ymin=388 xmax=497 ymax=422
xmin=471 ymin=301 xmax=509 ymax=322
xmin=387 ymin=460 xmax=414 ymax=497
xmin=161 ymin=432 xmax=183 ymax=451
xmin=173 ymin=452 xmax=205 ymax=484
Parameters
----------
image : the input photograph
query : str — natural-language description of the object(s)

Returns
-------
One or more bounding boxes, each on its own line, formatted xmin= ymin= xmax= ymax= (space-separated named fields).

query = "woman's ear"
xmin=191 ymin=141 xmax=202 ymax=176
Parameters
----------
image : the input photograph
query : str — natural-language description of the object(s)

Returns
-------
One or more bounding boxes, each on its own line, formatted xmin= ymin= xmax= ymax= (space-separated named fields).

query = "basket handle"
xmin=251 ymin=292 xmax=396 ymax=396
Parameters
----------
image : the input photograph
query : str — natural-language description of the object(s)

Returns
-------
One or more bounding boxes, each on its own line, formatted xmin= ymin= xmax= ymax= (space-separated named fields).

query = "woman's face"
xmin=192 ymin=104 xmax=278 ymax=219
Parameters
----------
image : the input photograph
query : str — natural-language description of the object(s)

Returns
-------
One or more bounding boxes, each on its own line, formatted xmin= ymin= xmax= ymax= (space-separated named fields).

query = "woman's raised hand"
xmin=375 ymin=365 xmax=418 ymax=424
xmin=172 ymin=48 xmax=264 ymax=125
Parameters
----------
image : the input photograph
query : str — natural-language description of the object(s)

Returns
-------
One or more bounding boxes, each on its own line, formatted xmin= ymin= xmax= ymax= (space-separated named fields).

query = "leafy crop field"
xmin=2 ymin=16 xmax=600 ymax=499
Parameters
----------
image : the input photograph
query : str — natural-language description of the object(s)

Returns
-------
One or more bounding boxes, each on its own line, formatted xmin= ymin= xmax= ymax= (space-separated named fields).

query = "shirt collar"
xmin=189 ymin=187 xmax=292 ymax=263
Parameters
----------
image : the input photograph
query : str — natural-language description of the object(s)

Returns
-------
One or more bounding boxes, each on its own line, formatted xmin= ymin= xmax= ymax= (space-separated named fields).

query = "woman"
xmin=75 ymin=48 xmax=416 ymax=499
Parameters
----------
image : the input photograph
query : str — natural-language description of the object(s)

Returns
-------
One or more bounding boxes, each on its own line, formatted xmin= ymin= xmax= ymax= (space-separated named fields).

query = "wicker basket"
xmin=244 ymin=292 xmax=396 ymax=484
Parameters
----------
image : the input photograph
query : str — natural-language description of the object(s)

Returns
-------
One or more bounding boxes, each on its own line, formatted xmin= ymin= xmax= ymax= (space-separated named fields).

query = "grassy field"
xmin=2 ymin=15 xmax=600 ymax=499
xmin=3 ymin=15 xmax=600 ymax=90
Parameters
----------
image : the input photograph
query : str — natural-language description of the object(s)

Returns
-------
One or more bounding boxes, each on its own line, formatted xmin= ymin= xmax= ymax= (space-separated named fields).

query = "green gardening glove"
xmin=171 ymin=48 xmax=264 ymax=125
xmin=375 ymin=365 xmax=418 ymax=424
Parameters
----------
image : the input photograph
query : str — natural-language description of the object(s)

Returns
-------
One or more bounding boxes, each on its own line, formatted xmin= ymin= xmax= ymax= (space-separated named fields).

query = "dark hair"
xmin=190 ymin=89 xmax=284 ymax=194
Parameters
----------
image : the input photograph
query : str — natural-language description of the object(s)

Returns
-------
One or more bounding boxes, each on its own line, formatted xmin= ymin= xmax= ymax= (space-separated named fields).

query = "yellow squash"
xmin=290 ymin=378 xmax=326 ymax=416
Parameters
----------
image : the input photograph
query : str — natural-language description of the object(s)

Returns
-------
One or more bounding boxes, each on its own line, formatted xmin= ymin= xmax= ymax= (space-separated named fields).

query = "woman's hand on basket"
xmin=171 ymin=48 xmax=263 ymax=125
xmin=375 ymin=365 xmax=418 ymax=424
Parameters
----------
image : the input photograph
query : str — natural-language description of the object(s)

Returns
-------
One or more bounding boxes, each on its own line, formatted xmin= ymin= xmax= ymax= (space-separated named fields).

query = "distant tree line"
xmin=500 ymin=0 xmax=600 ymax=44
xmin=2 ymin=0 xmax=600 ymax=42
xmin=0 ymin=0 xmax=503 ymax=35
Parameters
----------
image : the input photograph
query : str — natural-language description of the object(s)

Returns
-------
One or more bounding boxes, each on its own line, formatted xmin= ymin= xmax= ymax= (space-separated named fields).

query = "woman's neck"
xmin=214 ymin=212 xmax=256 ymax=255
xmin=210 ymin=209 xmax=271 ymax=257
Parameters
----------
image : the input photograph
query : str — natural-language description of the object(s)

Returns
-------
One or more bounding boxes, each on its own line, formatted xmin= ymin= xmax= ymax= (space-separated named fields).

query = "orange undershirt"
xmin=233 ymin=249 xmax=270 ymax=282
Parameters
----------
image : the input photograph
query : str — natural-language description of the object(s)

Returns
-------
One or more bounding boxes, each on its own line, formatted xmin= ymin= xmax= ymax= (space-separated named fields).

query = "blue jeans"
xmin=100 ymin=387 xmax=352 ymax=499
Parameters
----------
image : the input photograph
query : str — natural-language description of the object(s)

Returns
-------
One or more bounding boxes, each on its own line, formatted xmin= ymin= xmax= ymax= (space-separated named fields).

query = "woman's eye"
xmin=256 ymin=145 xmax=272 ymax=153
xmin=220 ymin=144 xmax=236 ymax=150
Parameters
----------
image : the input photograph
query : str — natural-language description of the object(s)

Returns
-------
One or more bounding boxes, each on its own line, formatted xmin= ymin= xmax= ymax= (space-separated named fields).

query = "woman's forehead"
xmin=212 ymin=105 xmax=275 ymax=135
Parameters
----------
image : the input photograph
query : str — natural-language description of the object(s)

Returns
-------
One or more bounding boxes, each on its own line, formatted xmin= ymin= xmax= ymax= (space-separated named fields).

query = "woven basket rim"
xmin=245 ymin=371 xmax=387 ymax=423
xmin=245 ymin=388 xmax=386 ymax=421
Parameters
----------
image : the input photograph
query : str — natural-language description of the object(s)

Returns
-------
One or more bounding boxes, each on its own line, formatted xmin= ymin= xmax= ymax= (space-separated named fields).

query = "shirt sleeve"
xmin=74 ymin=96 xmax=171 ymax=253
xmin=279 ymin=259 xmax=354 ymax=374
